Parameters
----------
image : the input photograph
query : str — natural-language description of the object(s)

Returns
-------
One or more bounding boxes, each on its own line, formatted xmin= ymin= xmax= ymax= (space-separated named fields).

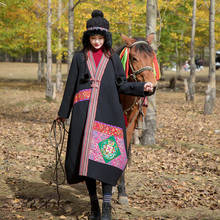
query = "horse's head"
xmin=121 ymin=34 xmax=157 ymax=87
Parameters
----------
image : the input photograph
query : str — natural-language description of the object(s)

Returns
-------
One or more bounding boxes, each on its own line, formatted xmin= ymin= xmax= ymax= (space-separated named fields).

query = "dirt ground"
xmin=0 ymin=62 xmax=220 ymax=220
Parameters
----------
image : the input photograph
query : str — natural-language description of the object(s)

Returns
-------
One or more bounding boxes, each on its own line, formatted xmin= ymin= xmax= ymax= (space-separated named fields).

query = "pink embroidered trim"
xmin=79 ymin=51 xmax=109 ymax=176
xmin=93 ymin=121 xmax=124 ymax=139
xmin=74 ymin=89 xmax=91 ymax=104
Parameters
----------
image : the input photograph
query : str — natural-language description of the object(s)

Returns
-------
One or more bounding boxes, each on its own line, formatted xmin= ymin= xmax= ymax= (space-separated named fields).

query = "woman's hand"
xmin=144 ymin=82 xmax=153 ymax=92
xmin=56 ymin=116 xmax=66 ymax=123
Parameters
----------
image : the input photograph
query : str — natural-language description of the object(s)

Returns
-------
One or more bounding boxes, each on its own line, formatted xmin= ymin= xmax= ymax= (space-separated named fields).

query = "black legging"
xmin=85 ymin=177 xmax=112 ymax=197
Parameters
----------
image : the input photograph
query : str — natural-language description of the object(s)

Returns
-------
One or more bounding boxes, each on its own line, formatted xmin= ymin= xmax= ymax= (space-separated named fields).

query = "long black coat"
xmin=58 ymin=51 xmax=152 ymax=186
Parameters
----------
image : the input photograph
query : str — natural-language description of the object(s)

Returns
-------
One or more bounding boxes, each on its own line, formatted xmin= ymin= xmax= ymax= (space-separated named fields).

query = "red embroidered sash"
xmin=73 ymin=89 xmax=91 ymax=104
xmin=79 ymin=51 xmax=109 ymax=176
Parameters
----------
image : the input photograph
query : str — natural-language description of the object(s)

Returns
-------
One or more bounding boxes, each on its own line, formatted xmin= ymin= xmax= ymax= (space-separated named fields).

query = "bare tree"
xmin=204 ymin=0 xmax=216 ymax=114
xmin=47 ymin=0 xmax=52 ymax=87
xmin=32 ymin=3 xmax=46 ymax=83
xmin=140 ymin=0 xmax=157 ymax=145
xmin=128 ymin=0 xmax=132 ymax=37
xmin=46 ymin=0 xmax=56 ymax=99
xmin=187 ymin=0 xmax=197 ymax=101
xmin=38 ymin=51 xmax=44 ymax=82
xmin=67 ymin=0 xmax=74 ymax=71
xmin=56 ymin=0 xmax=63 ymax=92
xmin=68 ymin=0 xmax=87 ymax=71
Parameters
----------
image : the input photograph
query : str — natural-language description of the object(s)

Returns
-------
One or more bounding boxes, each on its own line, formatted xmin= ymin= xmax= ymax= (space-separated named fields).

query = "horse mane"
xmin=133 ymin=37 xmax=154 ymax=57
xmin=115 ymin=45 xmax=125 ymax=55
xmin=115 ymin=37 xmax=154 ymax=57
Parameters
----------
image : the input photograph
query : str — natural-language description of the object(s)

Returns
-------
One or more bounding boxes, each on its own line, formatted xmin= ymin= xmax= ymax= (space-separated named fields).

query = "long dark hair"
xmin=82 ymin=29 xmax=114 ymax=59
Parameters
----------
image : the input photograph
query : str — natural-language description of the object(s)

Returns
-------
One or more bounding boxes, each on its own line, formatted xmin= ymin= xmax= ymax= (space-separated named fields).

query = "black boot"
xmin=88 ymin=211 xmax=101 ymax=220
xmin=101 ymin=202 xmax=112 ymax=220
xmin=88 ymin=199 xmax=101 ymax=220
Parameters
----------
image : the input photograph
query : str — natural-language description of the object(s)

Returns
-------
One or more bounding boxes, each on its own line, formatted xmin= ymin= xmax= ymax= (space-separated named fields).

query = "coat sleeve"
xmin=58 ymin=54 xmax=79 ymax=118
xmin=112 ymin=54 xmax=155 ymax=97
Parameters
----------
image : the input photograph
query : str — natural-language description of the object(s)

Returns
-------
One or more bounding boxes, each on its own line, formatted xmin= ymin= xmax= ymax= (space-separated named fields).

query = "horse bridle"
xmin=128 ymin=41 xmax=154 ymax=81
xmin=123 ymin=40 xmax=154 ymax=126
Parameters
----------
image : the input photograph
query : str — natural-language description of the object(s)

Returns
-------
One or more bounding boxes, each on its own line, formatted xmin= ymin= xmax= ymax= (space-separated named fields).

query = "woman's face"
xmin=89 ymin=35 xmax=105 ymax=50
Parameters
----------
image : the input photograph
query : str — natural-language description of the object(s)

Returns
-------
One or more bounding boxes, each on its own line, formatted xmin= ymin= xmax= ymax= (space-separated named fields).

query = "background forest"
xmin=0 ymin=0 xmax=220 ymax=67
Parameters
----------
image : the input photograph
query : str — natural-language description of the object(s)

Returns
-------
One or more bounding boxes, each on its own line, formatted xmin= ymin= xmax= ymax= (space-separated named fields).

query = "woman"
xmin=57 ymin=9 xmax=155 ymax=220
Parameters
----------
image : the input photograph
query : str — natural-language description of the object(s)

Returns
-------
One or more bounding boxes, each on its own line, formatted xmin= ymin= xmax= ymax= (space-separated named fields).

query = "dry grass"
xmin=0 ymin=62 xmax=220 ymax=81
xmin=164 ymin=66 xmax=220 ymax=82
xmin=0 ymin=62 xmax=68 ymax=80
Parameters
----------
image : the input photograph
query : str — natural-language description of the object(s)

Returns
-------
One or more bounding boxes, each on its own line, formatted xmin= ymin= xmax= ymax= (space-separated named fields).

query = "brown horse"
xmin=116 ymin=34 xmax=157 ymax=205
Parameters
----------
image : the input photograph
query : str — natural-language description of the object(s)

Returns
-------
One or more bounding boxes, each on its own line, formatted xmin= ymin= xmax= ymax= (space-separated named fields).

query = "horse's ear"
xmin=146 ymin=33 xmax=155 ymax=45
xmin=121 ymin=34 xmax=136 ymax=47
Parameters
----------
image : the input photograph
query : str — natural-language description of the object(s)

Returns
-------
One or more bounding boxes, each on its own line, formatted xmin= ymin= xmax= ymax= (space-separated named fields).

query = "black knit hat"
xmin=82 ymin=10 xmax=112 ymax=49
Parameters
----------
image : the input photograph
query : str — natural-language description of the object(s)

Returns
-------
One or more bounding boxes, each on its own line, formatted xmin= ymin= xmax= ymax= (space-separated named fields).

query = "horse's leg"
xmin=117 ymin=170 xmax=129 ymax=205
xmin=117 ymin=143 xmax=132 ymax=205
xmin=133 ymin=128 xmax=140 ymax=145
xmin=118 ymin=106 xmax=147 ymax=205
xmin=117 ymin=109 xmax=138 ymax=205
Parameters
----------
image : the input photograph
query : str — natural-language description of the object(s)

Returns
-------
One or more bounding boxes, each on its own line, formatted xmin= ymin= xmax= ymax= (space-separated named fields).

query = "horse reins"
xmin=125 ymin=97 xmax=146 ymax=131
xmin=49 ymin=119 xmax=68 ymax=207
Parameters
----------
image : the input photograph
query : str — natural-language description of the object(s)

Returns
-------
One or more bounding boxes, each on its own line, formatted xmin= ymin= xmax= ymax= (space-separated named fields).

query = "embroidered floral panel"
xmin=89 ymin=121 xmax=127 ymax=170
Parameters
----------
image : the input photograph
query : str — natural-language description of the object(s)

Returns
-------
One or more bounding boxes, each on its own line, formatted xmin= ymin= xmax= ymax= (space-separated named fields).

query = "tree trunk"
xmin=204 ymin=0 xmax=216 ymax=114
xmin=67 ymin=0 xmax=85 ymax=71
xmin=38 ymin=51 xmax=43 ymax=82
xmin=42 ymin=51 xmax=46 ymax=80
xmin=140 ymin=0 xmax=157 ymax=146
xmin=188 ymin=0 xmax=197 ymax=101
xmin=176 ymin=62 xmax=181 ymax=80
xmin=175 ymin=45 xmax=181 ymax=81
xmin=46 ymin=0 xmax=56 ymax=100
xmin=68 ymin=0 xmax=74 ymax=71
xmin=184 ymin=78 xmax=190 ymax=101
xmin=159 ymin=62 xmax=165 ymax=80
xmin=30 ymin=50 xmax=33 ymax=63
xmin=56 ymin=0 xmax=63 ymax=92
xmin=128 ymin=0 xmax=132 ymax=37
xmin=5 ymin=53 xmax=9 ymax=62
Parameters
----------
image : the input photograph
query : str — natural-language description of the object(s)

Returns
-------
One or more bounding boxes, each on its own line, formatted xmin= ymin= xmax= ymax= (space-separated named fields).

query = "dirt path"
xmin=0 ymin=78 xmax=220 ymax=219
